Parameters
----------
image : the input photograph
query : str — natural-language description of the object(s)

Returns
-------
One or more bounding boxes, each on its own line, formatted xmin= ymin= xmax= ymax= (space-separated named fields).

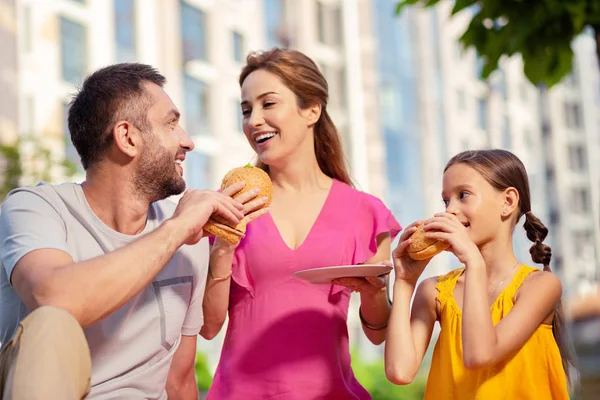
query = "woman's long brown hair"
xmin=445 ymin=149 xmax=575 ymax=387
xmin=239 ymin=48 xmax=353 ymax=186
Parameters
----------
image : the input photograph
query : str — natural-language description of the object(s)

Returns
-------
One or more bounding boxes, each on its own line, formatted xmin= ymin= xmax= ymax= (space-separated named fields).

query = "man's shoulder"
xmin=4 ymin=182 xmax=77 ymax=200
xmin=1 ymin=182 xmax=77 ymax=213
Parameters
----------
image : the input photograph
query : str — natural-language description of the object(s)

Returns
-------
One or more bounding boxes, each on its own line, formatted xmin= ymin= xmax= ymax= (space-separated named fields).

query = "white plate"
xmin=292 ymin=264 xmax=392 ymax=284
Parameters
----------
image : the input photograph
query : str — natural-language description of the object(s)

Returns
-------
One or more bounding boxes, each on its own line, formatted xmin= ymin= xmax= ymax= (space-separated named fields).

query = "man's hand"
xmin=171 ymin=188 xmax=245 ymax=245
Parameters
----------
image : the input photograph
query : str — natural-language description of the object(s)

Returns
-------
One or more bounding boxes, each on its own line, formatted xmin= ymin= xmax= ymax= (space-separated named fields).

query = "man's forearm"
xmin=28 ymin=219 xmax=188 ymax=327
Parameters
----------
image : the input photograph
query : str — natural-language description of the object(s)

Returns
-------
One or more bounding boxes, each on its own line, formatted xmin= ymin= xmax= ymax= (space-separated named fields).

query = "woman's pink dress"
xmin=208 ymin=179 xmax=401 ymax=399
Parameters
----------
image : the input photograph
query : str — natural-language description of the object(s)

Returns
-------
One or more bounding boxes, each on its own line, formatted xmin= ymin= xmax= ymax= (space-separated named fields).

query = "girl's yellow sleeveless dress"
xmin=424 ymin=265 xmax=569 ymax=400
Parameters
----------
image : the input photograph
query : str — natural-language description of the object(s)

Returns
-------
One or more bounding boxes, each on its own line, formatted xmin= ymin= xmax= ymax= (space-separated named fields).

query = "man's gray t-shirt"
xmin=0 ymin=183 xmax=208 ymax=399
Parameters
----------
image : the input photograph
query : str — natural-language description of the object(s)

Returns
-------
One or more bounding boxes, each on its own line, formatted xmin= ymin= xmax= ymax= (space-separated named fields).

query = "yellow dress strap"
xmin=435 ymin=267 xmax=465 ymax=306
xmin=505 ymin=265 xmax=539 ymax=298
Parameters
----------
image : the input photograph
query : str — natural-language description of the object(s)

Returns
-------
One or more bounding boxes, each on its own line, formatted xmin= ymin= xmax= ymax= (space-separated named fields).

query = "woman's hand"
xmin=331 ymin=261 xmax=391 ymax=296
xmin=423 ymin=213 xmax=481 ymax=265
xmin=391 ymin=221 xmax=430 ymax=284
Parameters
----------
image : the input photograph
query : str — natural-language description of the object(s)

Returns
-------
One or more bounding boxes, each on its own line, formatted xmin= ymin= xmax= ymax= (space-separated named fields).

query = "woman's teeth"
xmin=256 ymin=132 xmax=277 ymax=143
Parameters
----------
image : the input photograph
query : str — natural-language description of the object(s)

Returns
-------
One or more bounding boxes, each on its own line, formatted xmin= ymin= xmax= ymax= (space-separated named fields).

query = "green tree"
xmin=194 ymin=351 xmax=213 ymax=393
xmin=0 ymin=137 xmax=77 ymax=200
xmin=395 ymin=0 xmax=600 ymax=87
xmin=351 ymin=349 xmax=427 ymax=400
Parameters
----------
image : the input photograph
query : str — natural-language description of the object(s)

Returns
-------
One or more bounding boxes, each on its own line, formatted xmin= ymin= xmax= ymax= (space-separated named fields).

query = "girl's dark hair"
xmin=445 ymin=149 xmax=575 ymax=386
xmin=239 ymin=48 xmax=352 ymax=186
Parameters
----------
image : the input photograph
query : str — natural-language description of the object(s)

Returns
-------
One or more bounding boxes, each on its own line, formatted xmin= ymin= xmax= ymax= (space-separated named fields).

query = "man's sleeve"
xmin=0 ymin=189 xmax=69 ymax=284
xmin=181 ymin=239 xmax=210 ymax=335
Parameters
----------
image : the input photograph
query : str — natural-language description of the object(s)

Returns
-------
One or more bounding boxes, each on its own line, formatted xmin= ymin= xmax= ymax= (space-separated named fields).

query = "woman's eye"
xmin=263 ymin=101 xmax=275 ymax=108
xmin=241 ymin=109 xmax=250 ymax=116
xmin=459 ymin=191 xmax=470 ymax=199
xmin=442 ymin=199 xmax=449 ymax=208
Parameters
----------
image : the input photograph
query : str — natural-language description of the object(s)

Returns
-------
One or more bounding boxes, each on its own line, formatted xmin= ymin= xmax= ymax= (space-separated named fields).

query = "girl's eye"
xmin=263 ymin=101 xmax=275 ymax=108
xmin=241 ymin=109 xmax=250 ymax=117
xmin=442 ymin=199 xmax=449 ymax=208
xmin=459 ymin=191 xmax=470 ymax=199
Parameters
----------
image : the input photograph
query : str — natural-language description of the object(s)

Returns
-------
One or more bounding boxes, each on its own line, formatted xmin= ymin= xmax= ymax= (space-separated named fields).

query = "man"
xmin=0 ymin=63 xmax=266 ymax=399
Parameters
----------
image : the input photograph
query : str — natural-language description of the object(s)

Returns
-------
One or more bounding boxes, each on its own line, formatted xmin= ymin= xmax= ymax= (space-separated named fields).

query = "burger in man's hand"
xmin=204 ymin=164 xmax=273 ymax=244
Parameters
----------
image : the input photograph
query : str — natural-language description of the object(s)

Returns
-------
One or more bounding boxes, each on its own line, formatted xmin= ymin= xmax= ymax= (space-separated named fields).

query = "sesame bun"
xmin=204 ymin=165 xmax=273 ymax=244
xmin=407 ymin=225 xmax=450 ymax=260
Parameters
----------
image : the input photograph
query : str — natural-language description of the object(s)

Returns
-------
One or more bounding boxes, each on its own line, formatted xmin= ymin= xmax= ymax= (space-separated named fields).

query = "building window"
xmin=181 ymin=1 xmax=207 ymax=63
xmin=457 ymin=89 xmax=466 ymax=111
xmin=22 ymin=6 xmax=32 ymax=52
xmin=324 ymin=66 xmax=347 ymax=109
xmin=23 ymin=96 xmax=34 ymax=136
xmin=265 ymin=0 xmax=291 ymax=48
xmin=496 ymin=70 xmax=507 ymax=99
xmin=60 ymin=17 xmax=87 ymax=85
xmin=523 ymin=128 xmax=533 ymax=149
xmin=564 ymin=102 xmax=582 ymax=129
xmin=115 ymin=0 xmax=136 ymax=62
xmin=477 ymin=98 xmax=487 ymax=130
xmin=63 ymin=103 xmax=82 ymax=171
xmin=186 ymin=151 xmax=211 ymax=190
xmin=332 ymin=6 xmax=343 ymax=46
xmin=572 ymin=230 xmax=593 ymax=257
xmin=519 ymin=82 xmax=528 ymax=102
xmin=568 ymin=145 xmax=587 ymax=171
xmin=571 ymin=187 xmax=590 ymax=214
xmin=183 ymin=74 xmax=210 ymax=136
xmin=315 ymin=1 xmax=342 ymax=46
xmin=234 ymin=100 xmax=243 ymax=133
xmin=475 ymin=57 xmax=485 ymax=81
xmin=501 ymin=116 xmax=511 ymax=148
xmin=316 ymin=1 xmax=326 ymax=43
xmin=232 ymin=31 xmax=244 ymax=63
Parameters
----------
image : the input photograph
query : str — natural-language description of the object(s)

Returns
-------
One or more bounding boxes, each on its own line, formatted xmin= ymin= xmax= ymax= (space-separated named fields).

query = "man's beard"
xmin=135 ymin=140 xmax=186 ymax=203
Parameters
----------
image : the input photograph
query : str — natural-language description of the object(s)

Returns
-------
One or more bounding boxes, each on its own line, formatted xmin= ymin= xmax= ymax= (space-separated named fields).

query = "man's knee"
xmin=21 ymin=306 xmax=85 ymax=345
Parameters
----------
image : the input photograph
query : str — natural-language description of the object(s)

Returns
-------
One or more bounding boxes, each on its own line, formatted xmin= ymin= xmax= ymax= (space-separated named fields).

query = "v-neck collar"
xmin=267 ymin=179 xmax=337 ymax=252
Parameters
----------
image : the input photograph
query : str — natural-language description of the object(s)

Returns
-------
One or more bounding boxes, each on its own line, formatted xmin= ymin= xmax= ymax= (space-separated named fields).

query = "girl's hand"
xmin=423 ymin=213 xmax=481 ymax=265
xmin=392 ymin=221 xmax=430 ymax=284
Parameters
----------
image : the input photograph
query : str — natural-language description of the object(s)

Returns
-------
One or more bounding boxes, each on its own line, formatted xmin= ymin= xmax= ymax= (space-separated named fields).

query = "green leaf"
xmin=396 ymin=0 xmax=420 ymax=15
xmin=451 ymin=0 xmax=478 ymax=15
xmin=424 ymin=0 xmax=441 ymax=8
xmin=396 ymin=0 xmax=594 ymax=86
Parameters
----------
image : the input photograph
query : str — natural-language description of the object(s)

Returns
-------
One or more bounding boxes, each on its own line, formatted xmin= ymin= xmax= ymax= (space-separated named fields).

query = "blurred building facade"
xmin=12 ymin=0 xmax=388 ymax=198
xmin=5 ymin=0 xmax=600 ymax=367
xmin=372 ymin=0 xmax=600 ymax=298
xmin=0 ymin=0 xmax=18 ymax=144
xmin=541 ymin=34 xmax=600 ymax=296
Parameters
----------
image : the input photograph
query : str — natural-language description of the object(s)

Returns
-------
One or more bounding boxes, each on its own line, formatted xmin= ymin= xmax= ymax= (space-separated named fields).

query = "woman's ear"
xmin=301 ymin=103 xmax=322 ymax=126
xmin=113 ymin=121 xmax=141 ymax=158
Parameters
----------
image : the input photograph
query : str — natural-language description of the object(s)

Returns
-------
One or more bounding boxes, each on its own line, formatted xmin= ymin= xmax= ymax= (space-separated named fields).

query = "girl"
xmin=385 ymin=149 xmax=573 ymax=399
xmin=203 ymin=48 xmax=401 ymax=399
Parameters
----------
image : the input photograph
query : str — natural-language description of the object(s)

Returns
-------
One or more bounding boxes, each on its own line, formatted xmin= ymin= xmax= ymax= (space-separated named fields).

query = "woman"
xmin=203 ymin=48 xmax=401 ymax=399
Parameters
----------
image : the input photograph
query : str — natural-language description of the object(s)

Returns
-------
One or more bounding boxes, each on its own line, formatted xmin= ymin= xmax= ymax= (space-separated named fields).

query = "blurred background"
xmin=0 ymin=0 xmax=599 ymax=398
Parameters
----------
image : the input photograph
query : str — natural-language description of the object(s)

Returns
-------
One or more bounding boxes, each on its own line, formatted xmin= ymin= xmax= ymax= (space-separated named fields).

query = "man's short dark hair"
xmin=68 ymin=63 xmax=166 ymax=170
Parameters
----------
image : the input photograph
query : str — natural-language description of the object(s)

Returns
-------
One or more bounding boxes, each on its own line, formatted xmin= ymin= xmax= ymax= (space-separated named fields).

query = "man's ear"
xmin=112 ymin=121 xmax=141 ymax=158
